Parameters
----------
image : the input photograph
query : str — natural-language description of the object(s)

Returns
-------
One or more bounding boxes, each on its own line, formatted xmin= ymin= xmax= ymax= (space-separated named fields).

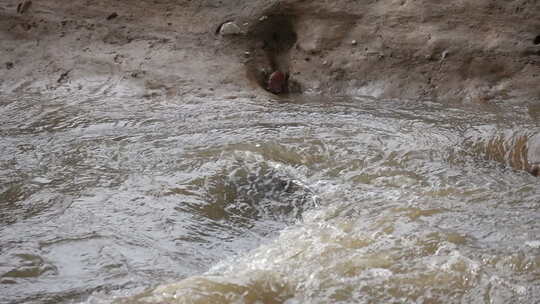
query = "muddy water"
xmin=0 ymin=92 xmax=539 ymax=304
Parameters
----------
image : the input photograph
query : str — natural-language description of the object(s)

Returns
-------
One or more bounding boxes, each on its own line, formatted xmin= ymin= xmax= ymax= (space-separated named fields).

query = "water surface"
xmin=1 ymin=92 xmax=539 ymax=303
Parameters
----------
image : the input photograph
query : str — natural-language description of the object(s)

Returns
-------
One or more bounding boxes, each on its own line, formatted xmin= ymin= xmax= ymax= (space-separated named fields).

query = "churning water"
xmin=0 ymin=92 xmax=539 ymax=304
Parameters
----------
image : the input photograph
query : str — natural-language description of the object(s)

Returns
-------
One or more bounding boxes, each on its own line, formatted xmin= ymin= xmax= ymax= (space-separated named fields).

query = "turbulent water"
xmin=1 ymin=92 xmax=539 ymax=304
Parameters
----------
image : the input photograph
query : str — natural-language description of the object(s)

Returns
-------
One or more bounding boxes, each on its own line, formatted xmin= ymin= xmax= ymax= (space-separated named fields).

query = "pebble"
xmin=107 ymin=12 xmax=118 ymax=20
xmin=351 ymin=40 xmax=357 ymax=46
xmin=57 ymin=71 xmax=70 ymax=83
xmin=219 ymin=21 xmax=242 ymax=36
xmin=441 ymin=50 xmax=449 ymax=60
xmin=267 ymin=71 xmax=286 ymax=94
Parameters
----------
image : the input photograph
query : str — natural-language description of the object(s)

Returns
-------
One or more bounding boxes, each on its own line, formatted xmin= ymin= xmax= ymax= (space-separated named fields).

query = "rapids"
xmin=0 ymin=93 xmax=539 ymax=303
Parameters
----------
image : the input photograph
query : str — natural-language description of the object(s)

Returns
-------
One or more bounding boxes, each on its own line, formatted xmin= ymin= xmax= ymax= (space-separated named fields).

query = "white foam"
xmin=525 ymin=240 xmax=540 ymax=248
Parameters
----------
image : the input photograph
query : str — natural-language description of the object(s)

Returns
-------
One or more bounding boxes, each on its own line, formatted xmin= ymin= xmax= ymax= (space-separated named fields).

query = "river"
xmin=1 ymin=92 xmax=539 ymax=303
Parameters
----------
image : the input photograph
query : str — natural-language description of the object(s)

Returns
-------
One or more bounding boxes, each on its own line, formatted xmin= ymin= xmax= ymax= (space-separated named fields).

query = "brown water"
xmin=0 ymin=92 xmax=539 ymax=304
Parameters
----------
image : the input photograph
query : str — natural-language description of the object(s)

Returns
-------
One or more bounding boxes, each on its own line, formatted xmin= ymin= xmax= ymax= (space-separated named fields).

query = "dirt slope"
xmin=1 ymin=0 xmax=539 ymax=102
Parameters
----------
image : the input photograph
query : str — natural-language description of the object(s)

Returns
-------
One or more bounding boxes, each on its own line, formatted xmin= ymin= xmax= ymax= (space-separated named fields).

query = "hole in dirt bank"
xmin=245 ymin=14 xmax=300 ymax=95
xmin=534 ymin=35 xmax=540 ymax=45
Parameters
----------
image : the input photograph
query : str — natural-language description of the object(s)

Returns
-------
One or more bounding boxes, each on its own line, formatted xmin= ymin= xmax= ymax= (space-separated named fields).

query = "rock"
xmin=106 ymin=12 xmax=118 ymax=20
xmin=57 ymin=70 xmax=70 ymax=83
xmin=351 ymin=40 xmax=357 ymax=46
xmin=528 ymin=133 xmax=540 ymax=176
xmin=267 ymin=71 xmax=286 ymax=94
xmin=113 ymin=54 xmax=124 ymax=63
xmin=16 ymin=0 xmax=31 ymax=14
xmin=441 ymin=50 xmax=449 ymax=60
xmin=530 ymin=165 xmax=540 ymax=176
xmin=528 ymin=133 xmax=540 ymax=164
xmin=130 ymin=70 xmax=145 ymax=78
xmin=219 ymin=21 xmax=242 ymax=36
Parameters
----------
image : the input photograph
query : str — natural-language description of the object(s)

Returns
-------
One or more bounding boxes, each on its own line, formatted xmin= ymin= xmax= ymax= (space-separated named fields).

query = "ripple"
xmin=2 ymin=93 xmax=540 ymax=303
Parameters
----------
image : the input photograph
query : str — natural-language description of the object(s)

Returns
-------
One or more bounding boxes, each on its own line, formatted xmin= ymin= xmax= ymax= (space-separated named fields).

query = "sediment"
xmin=1 ymin=0 xmax=540 ymax=102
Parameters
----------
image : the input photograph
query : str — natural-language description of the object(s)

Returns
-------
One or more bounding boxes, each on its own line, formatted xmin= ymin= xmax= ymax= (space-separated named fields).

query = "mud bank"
xmin=1 ymin=0 xmax=540 ymax=102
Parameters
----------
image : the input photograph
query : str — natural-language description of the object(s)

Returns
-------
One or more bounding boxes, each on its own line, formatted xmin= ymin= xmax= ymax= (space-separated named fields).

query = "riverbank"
xmin=2 ymin=0 xmax=540 ymax=103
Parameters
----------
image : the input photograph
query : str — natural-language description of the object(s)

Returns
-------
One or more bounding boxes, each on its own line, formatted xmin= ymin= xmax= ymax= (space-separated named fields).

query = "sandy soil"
xmin=1 ymin=0 xmax=539 ymax=103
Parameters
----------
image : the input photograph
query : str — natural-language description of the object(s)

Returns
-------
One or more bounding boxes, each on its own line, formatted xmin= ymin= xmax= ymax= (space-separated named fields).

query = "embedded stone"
xmin=107 ymin=12 xmax=118 ymax=20
xmin=441 ymin=50 xmax=449 ymax=60
xmin=267 ymin=71 xmax=286 ymax=94
xmin=528 ymin=133 xmax=540 ymax=168
xmin=219 ymin=22 xmax=242 ymax=36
